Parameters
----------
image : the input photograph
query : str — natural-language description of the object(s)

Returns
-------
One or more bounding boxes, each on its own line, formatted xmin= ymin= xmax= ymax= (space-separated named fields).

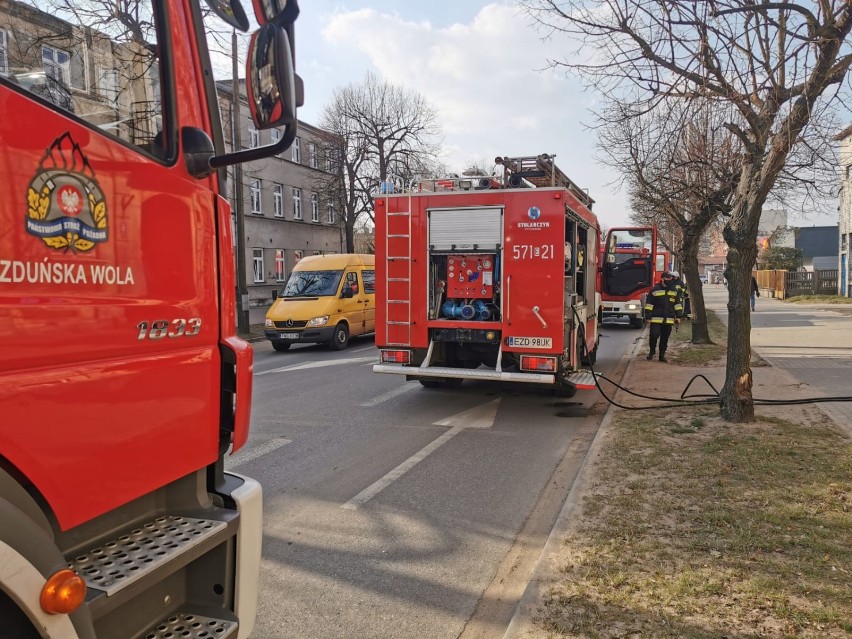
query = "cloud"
xmin=318 ymin=3 xmax=632 ymax=224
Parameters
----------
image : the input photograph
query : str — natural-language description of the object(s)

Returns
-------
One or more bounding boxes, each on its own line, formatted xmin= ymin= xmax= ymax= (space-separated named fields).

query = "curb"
xmin=502 ymin=329 xmax=647 ymax=639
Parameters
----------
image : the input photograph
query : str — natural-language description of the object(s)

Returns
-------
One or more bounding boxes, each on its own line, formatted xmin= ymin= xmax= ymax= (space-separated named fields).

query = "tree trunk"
xmin=679 ymin=235 xmax=711 ymax=344
xmin=720 ymin=217 xmax=758 ymax=422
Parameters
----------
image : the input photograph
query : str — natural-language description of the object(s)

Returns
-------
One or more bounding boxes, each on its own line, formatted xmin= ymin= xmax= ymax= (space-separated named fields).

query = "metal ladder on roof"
xmin=384 ymin=189 xmax=412 ymax=346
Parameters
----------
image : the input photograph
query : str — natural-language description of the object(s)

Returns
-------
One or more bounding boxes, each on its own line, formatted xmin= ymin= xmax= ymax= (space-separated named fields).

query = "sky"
xmin=283 ymin=0 xmax=840 ymax=230
xmin=290 ymin=0 xmax=635 ymax=227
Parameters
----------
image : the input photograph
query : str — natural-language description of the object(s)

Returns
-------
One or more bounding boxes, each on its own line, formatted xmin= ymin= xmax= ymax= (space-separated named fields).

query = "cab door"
xmin=362 ymin=268 xmax=376 ymax=333
xmin=341 ymin=269 xmax=366 ymax=335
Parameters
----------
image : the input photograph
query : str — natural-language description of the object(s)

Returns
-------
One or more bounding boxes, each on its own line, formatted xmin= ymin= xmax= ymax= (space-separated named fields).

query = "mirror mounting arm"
xmin=209 ymin=123 xmax=296 ymax=170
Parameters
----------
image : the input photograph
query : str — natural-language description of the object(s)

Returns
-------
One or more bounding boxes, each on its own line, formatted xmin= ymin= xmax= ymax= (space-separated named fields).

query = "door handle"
xmin=532 ymin=305 xmax=548 ymax=329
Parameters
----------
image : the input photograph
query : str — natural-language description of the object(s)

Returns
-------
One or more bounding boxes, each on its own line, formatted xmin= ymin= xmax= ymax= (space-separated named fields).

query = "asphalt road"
xmin=227 ymin=321 xmax=641 ymax=639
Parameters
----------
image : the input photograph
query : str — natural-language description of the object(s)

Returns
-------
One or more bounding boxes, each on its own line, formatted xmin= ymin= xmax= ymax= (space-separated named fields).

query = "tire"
xmin=629 ymin=316 xmax=644 ymax=329
xmin=329 ymin=323 xmax=349 ymax=350
xmin=418 ymin=379 xmax=441 ymax=388
xmin=554 ymin=383 xmax=577 ymax=398
xmin=440 ymin=378 xmax=464 ymax=389
xmin=271 ymin=341 xmax=291 ymax=352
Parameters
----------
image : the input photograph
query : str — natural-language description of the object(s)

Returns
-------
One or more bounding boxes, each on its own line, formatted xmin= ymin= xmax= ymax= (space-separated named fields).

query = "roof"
xmin=293 ymin=254 xmax=374 ymax=270
xmin=795 ymin=226 xmax=839 ymax=258
xmin=834 ymin=124 xmax=852 ymax=142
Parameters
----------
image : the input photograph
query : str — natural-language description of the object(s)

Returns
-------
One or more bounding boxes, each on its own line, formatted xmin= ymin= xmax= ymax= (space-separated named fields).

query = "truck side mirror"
xmin=202 ymin=0 xmax=249 ymax=31
xmin=246 ymin=25 xmax=295 ymax=130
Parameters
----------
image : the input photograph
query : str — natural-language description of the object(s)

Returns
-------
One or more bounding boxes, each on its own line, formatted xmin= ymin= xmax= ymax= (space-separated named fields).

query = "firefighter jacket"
xmin=644 ymin=281 xmax=683 ymax=324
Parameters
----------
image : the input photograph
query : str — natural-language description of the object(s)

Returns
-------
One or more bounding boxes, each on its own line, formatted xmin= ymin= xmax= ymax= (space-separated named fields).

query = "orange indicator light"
xmin=40 ymin=569 xmax=86 ymax=615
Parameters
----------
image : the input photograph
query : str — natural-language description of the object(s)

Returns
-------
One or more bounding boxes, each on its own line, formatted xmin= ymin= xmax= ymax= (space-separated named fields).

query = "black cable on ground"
xmin=573 ymin=308 xmax=852 ymax=410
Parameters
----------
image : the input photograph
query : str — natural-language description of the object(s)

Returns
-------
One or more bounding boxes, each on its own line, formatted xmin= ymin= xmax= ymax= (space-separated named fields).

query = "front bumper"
xmin=265 ymin=327 xmax=335 ymax=344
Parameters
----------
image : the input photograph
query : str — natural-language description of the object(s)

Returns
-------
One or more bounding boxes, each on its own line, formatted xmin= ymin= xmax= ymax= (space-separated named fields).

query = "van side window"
xmin=345 ymin=271 xmax=359 ymax=294
xmin=1 ymin=0 xmax=169 ymax=159
xmin=362 ymin=270 xmax=375 ymax=294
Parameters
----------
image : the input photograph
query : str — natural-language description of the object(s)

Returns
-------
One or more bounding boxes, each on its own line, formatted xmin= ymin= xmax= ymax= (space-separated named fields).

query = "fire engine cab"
xmin=599 ymin=226 xmax=660 ymax=328
xmin=373 ymin=155 xmax=600 ymax=395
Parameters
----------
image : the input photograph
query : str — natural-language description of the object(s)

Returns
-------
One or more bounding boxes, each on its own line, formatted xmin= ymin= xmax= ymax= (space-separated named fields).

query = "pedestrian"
xmin=643 ymin=271 xmax=683 ymax=363
xmin=751 ymin=273 xmax=760 ymax=312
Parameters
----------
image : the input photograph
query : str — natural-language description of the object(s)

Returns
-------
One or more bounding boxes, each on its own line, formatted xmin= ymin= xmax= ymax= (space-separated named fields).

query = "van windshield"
xmin=281 ymin=270 xmax=343 ymax=298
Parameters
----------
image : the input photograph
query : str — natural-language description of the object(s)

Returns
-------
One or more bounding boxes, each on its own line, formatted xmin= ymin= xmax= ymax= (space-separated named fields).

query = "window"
xmin=248 ymin=125 xmax=259 ymax=149
xmin=292 ymin=187 xmax=302 ymax=220
xmin=292 ymin=136 xmax=301 ymax=163
xmin=98 ymin=68 xmax=119 ymax=107
xmin=311 ymin=193 xmax=319 ymax=222
xmin=13 ymin=2 xmax=164 ymax=155
xmin=362 ymin=270 xmax=376 ymax=294
xmin=309 ymin=143 xmax=318 ymax=168
xmin=274 ymin=250 xmax=286 ymax=282
xmin=327 ymin=203 xmax=335 ymax=224
xmin=271 ymin=128 xmax=281 ymax=156
xmin=252 ymin=249 xmax=264 ymax=283
xmin=250 ymin=179 xmax=262 ymax=214
xmin=0 ymin=29 xmax=7 ymax=75
xmin=42 ymin=45 xmax=71 ymax=86
xmin=326 ymin=150 xmax=337 ymax=173
xmin=273 ymin=184 xmax=283 ymax=217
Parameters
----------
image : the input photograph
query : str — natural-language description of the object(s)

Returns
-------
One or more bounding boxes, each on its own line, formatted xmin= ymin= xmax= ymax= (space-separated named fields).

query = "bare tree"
xmin=599 ymin=98 xmax=739 ymax=344
xmin=522 ymin=0 xmax=852 ymax=421
xmin=318 ymin=72 xmax=442 ymax=252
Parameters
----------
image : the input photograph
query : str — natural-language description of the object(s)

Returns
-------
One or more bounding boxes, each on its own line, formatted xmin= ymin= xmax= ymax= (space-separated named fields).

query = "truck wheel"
xmin=554 ymin=383 xmax=577 ymax=398
xmin=629 ymin=316 xmax=644 ymax=329
xmin=418 ymin=379 xmax=441 ymax=388
xmin=271 ymin=341 xmax=291 ymax=352
xmin=440 ymin=378 xmax=464 ymax=389
xmin=330 ymin=323 xmax=349 ymax=350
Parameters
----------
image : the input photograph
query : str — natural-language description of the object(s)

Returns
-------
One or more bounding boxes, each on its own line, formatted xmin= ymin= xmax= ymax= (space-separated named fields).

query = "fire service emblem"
xmin=26 ymin=132 xmax=108 ymax=253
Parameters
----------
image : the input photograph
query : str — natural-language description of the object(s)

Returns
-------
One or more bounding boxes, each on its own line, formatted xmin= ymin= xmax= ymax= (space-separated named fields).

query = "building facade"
xmin=218 ymin=84 xmax=344 ymax=324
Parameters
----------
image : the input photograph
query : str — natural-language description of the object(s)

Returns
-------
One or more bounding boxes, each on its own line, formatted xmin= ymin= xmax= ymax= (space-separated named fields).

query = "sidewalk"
xmin=504 ymin=287 xmax=852 ymax=639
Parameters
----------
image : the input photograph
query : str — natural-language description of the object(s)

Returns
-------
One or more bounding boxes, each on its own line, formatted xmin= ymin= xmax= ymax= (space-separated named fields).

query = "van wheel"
xmin=271 ymin=341 xmax=291 ymax=352
xmin=330 ymin=323 xmax=349 ymax=350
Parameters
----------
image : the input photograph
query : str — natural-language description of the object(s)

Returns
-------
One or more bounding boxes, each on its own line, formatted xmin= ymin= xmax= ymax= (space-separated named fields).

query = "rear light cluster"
xmin=381 ymin=349 xmax=411 ymax=364
xmin=520 ymin=356 xmax=557 ymax=372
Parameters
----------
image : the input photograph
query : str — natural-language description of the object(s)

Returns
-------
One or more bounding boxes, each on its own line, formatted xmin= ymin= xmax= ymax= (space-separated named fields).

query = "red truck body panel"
xmin=0 ymin=0 xmax=244 ymax=531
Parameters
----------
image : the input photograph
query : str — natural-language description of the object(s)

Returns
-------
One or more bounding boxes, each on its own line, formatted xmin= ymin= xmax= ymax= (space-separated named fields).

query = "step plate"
xmin=566 ymin=370 xmax=598 ymax=389
xmin=70 ymin=516 xmax=226 ymax=596
xmin=144 ymin=613 xmax=237 ymax=639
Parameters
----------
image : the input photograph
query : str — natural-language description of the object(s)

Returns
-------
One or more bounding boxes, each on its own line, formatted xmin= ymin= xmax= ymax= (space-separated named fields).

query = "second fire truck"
xmin=373 ymin=155 xmax=600 ymax=396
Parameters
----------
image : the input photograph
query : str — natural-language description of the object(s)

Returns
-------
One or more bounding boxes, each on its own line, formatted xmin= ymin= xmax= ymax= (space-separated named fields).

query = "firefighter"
xmin=644 ymin=271 xmax=683 ymax=363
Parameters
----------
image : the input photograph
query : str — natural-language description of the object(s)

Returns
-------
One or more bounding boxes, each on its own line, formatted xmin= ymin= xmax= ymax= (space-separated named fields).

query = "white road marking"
xmin=256 ymin=356 xmax=376 ymax=376
xmin=342 ymin=399 xmax=501 ymax=510
xmin=350 ymin=345 xmax=377 ymax=353
xmin=359 ymin=382 xmax=419 ymax=407
xmin=225 ymin=438 xmax=292 ymax=470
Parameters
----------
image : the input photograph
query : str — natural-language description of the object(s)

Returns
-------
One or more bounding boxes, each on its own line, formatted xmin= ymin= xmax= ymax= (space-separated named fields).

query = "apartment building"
xmin=218 ymin=83 xmax=344 ymax=324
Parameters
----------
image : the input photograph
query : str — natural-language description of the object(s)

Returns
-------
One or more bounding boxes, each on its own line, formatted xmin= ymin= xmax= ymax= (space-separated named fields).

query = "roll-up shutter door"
xmin=428 ymin=207 xmax=503 ymax=251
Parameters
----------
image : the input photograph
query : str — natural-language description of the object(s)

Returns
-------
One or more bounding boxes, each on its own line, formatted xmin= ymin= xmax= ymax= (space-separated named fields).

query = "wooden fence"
xmin=755 ymin=269 xmax=839 ymax=299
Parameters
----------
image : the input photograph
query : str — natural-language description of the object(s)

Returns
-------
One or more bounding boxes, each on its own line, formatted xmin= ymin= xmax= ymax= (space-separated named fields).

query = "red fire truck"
xmin=0 ymin=0 xmax=299 ymax=636
xmin=598 ymin=226 xmax=660 ymax=328
xmin=373 ymin=155 xmax=600 ymax=396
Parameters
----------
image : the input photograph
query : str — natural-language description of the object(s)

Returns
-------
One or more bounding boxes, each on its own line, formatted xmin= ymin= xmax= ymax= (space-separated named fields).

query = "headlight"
xmin=265 ymin=318 xmax=274 ymax=328
xmin=307 ymin=315 xmax=329 ymax=327
xmin=626 ymin=304 xmax=638 ymax=310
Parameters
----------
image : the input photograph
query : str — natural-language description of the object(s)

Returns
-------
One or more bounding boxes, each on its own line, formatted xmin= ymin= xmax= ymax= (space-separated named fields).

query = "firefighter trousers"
xmin=649 ymin=323 xmax=673 ymax=356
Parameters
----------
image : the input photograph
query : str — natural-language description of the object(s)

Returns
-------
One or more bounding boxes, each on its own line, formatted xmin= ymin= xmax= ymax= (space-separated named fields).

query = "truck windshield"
xmin=281 ymin=270 xmax=343 ymax=298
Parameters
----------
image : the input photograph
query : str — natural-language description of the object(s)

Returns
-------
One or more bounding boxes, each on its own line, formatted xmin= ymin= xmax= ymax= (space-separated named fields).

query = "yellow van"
xmin=264 ymin=254 xmax=376 ymax=351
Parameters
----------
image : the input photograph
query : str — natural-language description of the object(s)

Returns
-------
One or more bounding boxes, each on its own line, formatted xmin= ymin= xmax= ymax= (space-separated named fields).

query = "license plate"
xmin=279 ymin=332 xmax=299 ymax=339
xmin=507 ymin=336 xmax=552 ymax=349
